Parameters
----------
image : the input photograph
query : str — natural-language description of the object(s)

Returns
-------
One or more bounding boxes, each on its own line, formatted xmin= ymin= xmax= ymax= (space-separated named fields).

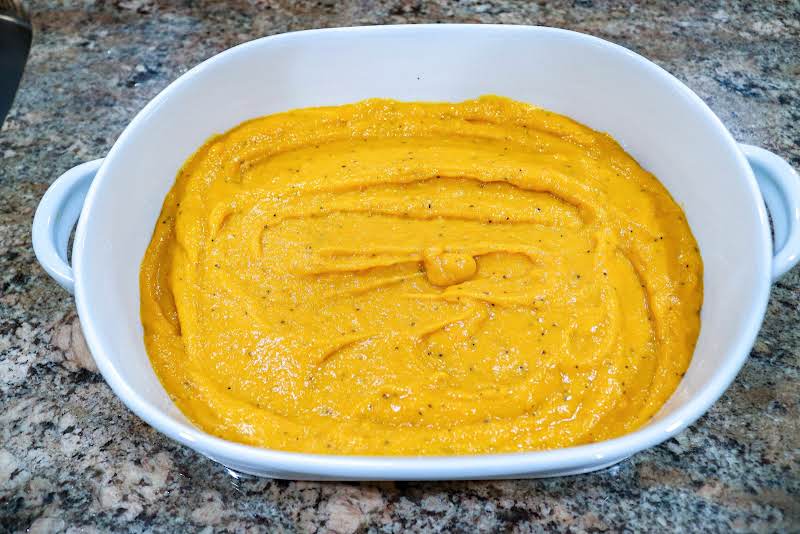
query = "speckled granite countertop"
xmin=1 ymin=1 xmax=798 ymax=532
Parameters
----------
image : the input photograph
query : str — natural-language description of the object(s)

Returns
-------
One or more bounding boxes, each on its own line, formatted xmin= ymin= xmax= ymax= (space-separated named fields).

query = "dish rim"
xmin=71 ymin=24 xmax=771 ymax=478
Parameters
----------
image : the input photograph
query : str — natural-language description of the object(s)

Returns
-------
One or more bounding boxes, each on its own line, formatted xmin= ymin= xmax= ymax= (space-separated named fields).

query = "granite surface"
xmin=1 ymin=0 xmax=799 ymax=532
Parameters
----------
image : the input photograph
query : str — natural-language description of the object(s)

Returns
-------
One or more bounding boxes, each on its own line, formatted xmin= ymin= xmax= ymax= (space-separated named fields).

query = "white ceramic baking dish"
xmin=32 ymin=25 xmax=800 ymax=480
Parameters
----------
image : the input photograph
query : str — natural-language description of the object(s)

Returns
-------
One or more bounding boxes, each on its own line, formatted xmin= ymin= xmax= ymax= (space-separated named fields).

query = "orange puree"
xmin=139 ymin=96 xmax=702 ymax=455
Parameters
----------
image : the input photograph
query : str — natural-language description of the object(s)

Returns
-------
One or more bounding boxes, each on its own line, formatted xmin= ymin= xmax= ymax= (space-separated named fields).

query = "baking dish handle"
xmin=32 ymin=159 xmax=102 ymax=295
xmin=740 ymin=144 xmax=800 ymax=281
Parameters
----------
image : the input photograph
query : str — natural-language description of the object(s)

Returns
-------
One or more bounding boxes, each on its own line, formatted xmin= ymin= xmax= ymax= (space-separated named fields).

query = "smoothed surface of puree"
xmin=140 ymin=96 xmax=703 ymax=455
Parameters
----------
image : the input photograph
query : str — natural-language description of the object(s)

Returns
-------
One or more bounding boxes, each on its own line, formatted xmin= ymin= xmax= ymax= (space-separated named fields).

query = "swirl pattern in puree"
xmin=140 ymin=96 xmax=702 ymax=455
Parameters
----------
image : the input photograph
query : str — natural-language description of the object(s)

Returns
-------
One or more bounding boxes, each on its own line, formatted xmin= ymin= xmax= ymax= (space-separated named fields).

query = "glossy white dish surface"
xmin=32 ymin=25 xmax=800 ymax=480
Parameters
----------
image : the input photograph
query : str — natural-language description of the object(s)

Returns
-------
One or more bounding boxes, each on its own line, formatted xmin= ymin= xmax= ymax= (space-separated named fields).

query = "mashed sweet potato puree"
xmin=140 ymin=96 xmax=702 ymax=455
